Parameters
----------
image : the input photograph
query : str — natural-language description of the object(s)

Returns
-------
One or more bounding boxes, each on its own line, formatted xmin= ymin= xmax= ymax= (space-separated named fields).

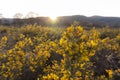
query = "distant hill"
xmin=56 ymin=15 xmax=120 ymax=27
xmin=0 ymin=15 xmax=120 ymax=27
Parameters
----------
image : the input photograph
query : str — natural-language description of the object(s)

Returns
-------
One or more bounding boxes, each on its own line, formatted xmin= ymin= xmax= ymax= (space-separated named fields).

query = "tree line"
xmin=1 ymin=15 xmax=120 ymax=28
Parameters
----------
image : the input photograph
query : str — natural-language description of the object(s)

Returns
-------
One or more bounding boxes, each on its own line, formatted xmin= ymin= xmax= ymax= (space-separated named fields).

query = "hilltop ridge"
xmin=0 ymin=15 xmax=120 ymax=27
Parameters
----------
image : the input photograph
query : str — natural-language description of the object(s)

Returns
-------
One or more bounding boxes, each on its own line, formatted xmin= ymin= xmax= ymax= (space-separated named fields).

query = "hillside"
xmin=0 ymin=15 xmax=120 ymax=27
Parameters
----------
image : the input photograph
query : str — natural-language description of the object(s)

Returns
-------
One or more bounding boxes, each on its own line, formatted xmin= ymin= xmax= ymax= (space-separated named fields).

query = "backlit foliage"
xmin=0 ymin=25 xmax=120 ymax=80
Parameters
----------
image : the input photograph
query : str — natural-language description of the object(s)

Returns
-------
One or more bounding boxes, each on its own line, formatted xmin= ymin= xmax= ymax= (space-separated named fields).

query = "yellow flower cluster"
xmin=0 ymin=25 xmax=120 ymax=80
xmin=43 ymin=73 xmax=59 ymax=80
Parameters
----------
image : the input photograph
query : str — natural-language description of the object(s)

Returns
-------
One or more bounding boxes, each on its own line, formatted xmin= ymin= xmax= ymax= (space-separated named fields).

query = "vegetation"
xmin=1 ymin=15 xmax=120 ymax=27
xmin=0 ymin=25 xmax=120 ymax=80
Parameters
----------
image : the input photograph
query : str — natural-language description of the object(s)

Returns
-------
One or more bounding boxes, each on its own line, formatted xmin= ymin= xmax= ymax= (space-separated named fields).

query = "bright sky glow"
xmin=0 ymin=0 xmax=120 ymax=18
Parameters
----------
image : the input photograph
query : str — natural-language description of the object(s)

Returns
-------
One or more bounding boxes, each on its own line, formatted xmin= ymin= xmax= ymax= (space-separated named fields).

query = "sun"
xmin=50 ymin=16 xmax=57 ymax=21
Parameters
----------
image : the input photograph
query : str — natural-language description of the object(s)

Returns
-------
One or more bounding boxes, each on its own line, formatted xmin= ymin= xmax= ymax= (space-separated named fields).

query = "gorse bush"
xmin=0 ymin=25 xmax=120 ymax=80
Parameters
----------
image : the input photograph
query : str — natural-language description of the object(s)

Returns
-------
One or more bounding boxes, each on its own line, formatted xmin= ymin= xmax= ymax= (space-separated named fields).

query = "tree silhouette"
xmin=25 ymin=12 xmax=39 ymax=18
xmin=13 ymin=13 xmax=23 ymax=19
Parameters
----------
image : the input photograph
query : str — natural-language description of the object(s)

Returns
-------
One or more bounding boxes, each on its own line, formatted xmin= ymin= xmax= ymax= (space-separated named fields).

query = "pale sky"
xmin=0 ymin=0 xmax=120 ymax=18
